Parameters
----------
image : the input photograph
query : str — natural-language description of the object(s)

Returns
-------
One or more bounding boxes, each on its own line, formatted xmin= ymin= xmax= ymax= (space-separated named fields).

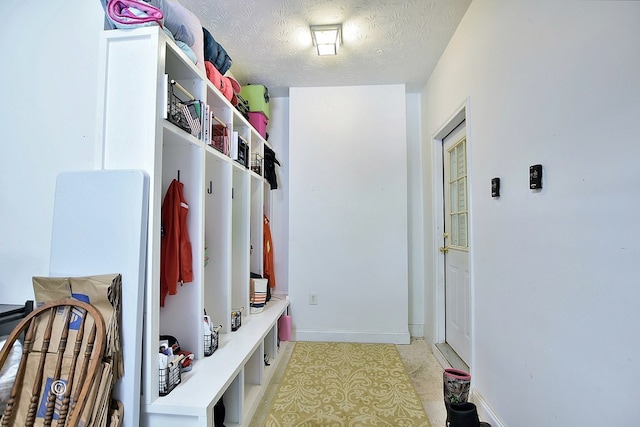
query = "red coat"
xmin=160 ymin=179 xmax=193 ymax=307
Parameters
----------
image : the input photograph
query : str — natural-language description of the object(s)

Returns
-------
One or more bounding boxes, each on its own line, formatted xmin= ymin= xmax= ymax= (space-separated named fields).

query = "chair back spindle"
xmin=0 ymin=299 xmax=106 ymax=427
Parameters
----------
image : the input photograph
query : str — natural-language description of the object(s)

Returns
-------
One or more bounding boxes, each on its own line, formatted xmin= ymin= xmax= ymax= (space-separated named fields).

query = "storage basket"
xmin=159 ymin=361 xmax=181 ymax=396
xmin=204 ymin=324 xmax=222 ymax=356
xmin=251 ymin=153 xmax=263 ymax=175
xmin=211 ymin=123 xmax=229 ymax=155
xmin=231 ymin=307 xmax=244 ymax=331
xmin=167 ymin=78 xmax=202 ymax=137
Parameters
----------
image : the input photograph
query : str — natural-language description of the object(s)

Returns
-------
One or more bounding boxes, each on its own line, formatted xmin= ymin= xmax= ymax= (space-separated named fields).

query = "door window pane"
xmin=458 ymin=213 xmax=467 ymax=247
xmin=447 ymin=138 xmax=468 ymax=249
xmin=458 ymin=179 xmax=466 ymax=211
xmin=457 ymin=145 xmax=466 ymax=178
xmin=450 ymin=181 xmax=458 ymax=212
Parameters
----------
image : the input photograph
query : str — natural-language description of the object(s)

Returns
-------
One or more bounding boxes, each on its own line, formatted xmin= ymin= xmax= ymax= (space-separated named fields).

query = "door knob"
xmin=439 ymin=246 xmax=449 ymax=253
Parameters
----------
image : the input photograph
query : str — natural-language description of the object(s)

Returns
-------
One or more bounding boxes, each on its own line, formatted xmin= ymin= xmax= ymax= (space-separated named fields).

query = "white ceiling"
xmin=179 ymin=0 xmax=472 ymax=97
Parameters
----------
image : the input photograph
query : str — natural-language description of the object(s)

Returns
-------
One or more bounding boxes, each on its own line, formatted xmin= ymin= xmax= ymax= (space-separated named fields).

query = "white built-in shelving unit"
xmin=96 ymin=26 xmax=288 ymax=426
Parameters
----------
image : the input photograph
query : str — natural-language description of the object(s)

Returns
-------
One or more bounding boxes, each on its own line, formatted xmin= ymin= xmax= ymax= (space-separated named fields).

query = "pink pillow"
xmin=166 ymin=0 xmax=205 ymax=74
xmin=205 ymin=61 xmax=223 ymax=91
xmin=205 ymin=61 xmax=241 ymax=106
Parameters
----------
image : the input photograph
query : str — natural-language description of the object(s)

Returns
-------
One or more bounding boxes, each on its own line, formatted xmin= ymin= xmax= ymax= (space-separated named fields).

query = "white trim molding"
xmin=471 ymin=389 xmax=505 ymax=427
xmin=293 ymin=330 xmax=411 ymax=345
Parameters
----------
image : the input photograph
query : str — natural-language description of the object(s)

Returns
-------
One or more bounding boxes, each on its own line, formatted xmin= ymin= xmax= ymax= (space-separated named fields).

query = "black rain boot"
xmin=447 ymin=402 xmax=492 ymax=427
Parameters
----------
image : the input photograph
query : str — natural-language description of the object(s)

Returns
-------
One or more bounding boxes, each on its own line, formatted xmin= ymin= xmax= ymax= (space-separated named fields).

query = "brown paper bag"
xmin=31 ymin=277 xmax=103 ymax=360
xmin=25 ymin=300 xmax=98 ymax=363
xmin=32 ymin=274 xmax=123 ymax=380
xmin=32 ymin=277 xmax=72 ymax=307
xmin=27 ymin=275 xmax=121 ymax=426
xmin=9 ymin=352 xmax=100 ymax=427
xmin=69 ymin=275 xmax=123 ymax=379
xmin=79 ymin=362 xmax=113 ymax=427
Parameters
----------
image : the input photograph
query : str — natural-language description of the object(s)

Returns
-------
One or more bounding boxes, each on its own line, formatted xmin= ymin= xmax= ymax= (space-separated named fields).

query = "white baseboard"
xmin=408 ymin=323 xmax=424 ymax=338
xmin=292 ymin=330 xmax=411 ymax=344
xmin=471 ymin=389 xmax=505 ymax=427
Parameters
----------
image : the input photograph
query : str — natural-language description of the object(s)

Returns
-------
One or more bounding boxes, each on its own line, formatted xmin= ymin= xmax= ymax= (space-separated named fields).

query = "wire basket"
xmin=204 ymin=324 xmax=222 ymax=357
xmin=159 ymin=361 xmax=181 ymax=396
xmin=211 ymin=123 xmax=229 ymax=155
xmin=167 ymin=78 xmax=201 ymax=137
xmin=231 ymin=307 xmax=244 ymax=332
xmin=251 ymin=153 xmax=263 ymax=175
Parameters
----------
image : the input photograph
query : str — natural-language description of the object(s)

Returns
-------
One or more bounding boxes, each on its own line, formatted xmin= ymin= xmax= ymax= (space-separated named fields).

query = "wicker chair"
xmin=0 ymin=299 xmax=106 ymax=427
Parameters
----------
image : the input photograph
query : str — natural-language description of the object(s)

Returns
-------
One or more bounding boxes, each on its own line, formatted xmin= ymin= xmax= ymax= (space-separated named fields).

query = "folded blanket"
xmin=148 ymin=0 xmax=195 ymax=46
xmin=107 ymin=0 xmax=163 ymax=28
xmin=167 ymin=0 xmax=205 ymax=73
xmin=163 ymin=27 xmax=197 ymax=65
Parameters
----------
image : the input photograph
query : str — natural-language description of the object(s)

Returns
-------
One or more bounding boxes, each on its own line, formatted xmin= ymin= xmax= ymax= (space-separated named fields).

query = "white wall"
xmin=269 ymin=92 xmax=425 ymax=336
xmin=406 ymin=93 xmax=425 ymax=337
xmin=0 ymin=0 xmax=104 ymax=304
xmin=421 ymin=1 xmax=640 ymax=425
xmin=288 ymin=85 xmax=410 ymax=344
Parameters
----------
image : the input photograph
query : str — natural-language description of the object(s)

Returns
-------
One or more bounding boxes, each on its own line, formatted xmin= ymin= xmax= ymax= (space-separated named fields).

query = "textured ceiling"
xmin=180 ymin=0 xmax=472 ymax=97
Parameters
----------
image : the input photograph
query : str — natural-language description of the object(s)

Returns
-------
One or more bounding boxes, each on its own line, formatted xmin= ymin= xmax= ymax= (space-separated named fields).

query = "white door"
xmin=441 ymin=121 xmax=471 ymax=365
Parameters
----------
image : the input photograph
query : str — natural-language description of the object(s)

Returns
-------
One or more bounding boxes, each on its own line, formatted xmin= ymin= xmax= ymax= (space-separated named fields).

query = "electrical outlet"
xmin=309 ymin=294 xmax=318 ymax=305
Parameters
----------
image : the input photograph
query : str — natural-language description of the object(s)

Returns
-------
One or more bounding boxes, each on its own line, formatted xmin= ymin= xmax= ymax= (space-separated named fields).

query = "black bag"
xmin=235 ymin=94 xmax=250 ymax=119
xmin=214 ymin=397 xmax=225 ymax=427
xmin=263 ymin=146 xmax=281 ymax=190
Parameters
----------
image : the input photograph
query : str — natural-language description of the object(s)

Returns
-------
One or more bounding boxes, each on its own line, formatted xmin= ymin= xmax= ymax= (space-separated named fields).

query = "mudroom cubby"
xmin=142 ymin=299 xmax=289 ymax=427
xmin=96 ymin=26 xmax=286 ymax=426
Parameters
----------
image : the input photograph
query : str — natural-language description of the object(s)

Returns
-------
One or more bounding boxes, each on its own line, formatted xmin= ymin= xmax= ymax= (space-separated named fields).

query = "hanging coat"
xmin=160 ymin=179 xmax=193 ymax=307
xmin=263 ymin=215 xmax=276 ymax=289
xmin=263 ymin=146 xmax=280 ymax=190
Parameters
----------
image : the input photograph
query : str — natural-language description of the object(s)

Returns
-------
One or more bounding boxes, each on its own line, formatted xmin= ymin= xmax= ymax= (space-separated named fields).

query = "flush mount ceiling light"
xmin=310 ymin=24 xmax=342 ymax=56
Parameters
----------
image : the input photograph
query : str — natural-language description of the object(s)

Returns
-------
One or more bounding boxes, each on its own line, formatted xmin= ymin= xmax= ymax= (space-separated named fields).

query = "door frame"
xmin=430 ymin=99 xmax=474 ymax=368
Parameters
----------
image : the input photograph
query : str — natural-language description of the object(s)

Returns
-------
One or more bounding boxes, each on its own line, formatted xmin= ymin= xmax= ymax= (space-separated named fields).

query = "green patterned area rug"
xmin=264 ymin=342 xmax=431 ymax=427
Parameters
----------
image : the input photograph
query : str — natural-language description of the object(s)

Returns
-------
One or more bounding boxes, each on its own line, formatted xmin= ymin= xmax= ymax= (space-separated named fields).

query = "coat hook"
xmin=207 ymin=181 xmax=212 ymax=194
xmin=177 ymin=170 xmax=180 ymax=182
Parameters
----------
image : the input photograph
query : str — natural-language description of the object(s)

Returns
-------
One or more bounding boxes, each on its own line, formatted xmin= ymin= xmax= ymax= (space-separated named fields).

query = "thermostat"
xmin=530 ymin=164 xmax=542 ymax=189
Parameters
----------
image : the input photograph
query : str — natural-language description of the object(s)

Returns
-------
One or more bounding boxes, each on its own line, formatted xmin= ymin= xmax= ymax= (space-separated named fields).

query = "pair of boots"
xmin=443 ymin=368 xmax=491 ymax=427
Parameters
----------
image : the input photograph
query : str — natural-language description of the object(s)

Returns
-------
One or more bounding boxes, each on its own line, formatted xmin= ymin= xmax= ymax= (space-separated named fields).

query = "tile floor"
xmin=250 ymin=338 xmax=448 ymax=426
xmin=397 ymin=338 xmax=448 ymax=426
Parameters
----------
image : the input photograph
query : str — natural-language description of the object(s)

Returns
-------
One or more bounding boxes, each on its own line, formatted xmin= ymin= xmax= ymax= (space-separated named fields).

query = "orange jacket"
xmin=263 ymin=215 xmax=276 ymax=288
xmin=160 ymin=179 xmax=193 ymax=307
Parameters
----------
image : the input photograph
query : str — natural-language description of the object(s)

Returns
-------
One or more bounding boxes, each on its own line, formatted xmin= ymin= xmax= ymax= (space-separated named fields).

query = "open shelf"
xmin=143 ymin=296 xmax=289 ymax=426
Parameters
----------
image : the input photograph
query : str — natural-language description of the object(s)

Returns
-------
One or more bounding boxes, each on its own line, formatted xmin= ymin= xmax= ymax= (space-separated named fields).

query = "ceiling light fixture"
xmin=310 ymin=24 xmax=342 ymax=56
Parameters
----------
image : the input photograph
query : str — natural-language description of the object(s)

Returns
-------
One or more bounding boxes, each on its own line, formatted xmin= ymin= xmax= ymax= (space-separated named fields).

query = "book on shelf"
xmin=230 ymin=131 xmax=239 ymax=160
